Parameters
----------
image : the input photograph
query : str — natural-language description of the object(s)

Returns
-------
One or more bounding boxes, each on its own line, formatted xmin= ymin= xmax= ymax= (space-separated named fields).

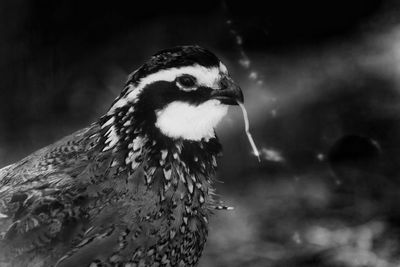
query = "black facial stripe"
xmin=136 ymin=81 xmax=213 ymax=111
xmin=186 ymin=87 xmax=214 ymax=104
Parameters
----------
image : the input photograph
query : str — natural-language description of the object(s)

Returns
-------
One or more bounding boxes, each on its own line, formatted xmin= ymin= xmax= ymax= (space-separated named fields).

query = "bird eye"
xmin=176 ymin=75 xmax=197 ymax=90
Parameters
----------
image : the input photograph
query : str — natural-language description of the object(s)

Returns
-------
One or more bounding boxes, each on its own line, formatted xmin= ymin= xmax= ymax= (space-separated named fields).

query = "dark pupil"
xmin=178 ymin=75 xmax=195 ymax=87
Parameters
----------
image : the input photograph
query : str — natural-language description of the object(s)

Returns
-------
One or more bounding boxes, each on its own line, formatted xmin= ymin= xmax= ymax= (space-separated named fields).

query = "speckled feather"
xmin=0 ymin=46 xmax=232 ymax=267
xmin=0 ymin=120 xmax=222 ymax=266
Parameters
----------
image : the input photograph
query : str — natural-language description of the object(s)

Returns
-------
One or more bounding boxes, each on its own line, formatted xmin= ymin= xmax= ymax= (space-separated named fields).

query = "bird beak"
xmin=210 ymin=76 xmax=244 ymax=105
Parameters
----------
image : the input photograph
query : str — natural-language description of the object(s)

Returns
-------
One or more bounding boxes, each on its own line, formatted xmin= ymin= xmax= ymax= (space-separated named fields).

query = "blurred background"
xmin=1 ymin=0 xmax=400 ymax=266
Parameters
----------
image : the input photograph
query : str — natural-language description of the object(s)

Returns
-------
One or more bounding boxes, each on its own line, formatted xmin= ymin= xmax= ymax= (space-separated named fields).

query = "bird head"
xmin=102 ymin=46 xmax=243 ymax=149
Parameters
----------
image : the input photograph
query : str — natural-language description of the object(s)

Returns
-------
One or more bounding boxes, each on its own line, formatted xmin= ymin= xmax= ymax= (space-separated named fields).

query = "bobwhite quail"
xmin=0 ymin=45 xmax=244 ymax=267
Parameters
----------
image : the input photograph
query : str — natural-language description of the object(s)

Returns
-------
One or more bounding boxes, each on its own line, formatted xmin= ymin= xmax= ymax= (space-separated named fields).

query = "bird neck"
xmin=97 ymin=112 xmax=223 ymax=220
xmin=98 ymin=111 xmax=222 ymax=186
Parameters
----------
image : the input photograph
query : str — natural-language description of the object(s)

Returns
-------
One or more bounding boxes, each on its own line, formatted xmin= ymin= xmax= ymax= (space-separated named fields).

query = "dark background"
xmin=2 ymin=0 xmax=400 ymax=266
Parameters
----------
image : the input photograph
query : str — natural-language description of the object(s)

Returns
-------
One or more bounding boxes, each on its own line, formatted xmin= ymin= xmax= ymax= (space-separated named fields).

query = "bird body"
xmin=0 ymin=46 xmax=243 ymax=266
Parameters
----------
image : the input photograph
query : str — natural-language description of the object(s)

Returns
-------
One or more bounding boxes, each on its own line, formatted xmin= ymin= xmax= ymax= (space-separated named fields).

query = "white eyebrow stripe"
xmin=125 ymin=64 xmax=221 ymax=101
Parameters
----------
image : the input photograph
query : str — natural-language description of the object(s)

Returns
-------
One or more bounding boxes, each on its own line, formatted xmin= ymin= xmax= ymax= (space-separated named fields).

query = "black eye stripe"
xmin=136 ymin=80 xmax=214 ymax=110
xmin=176 ymin=75 xmax=196 ymax=88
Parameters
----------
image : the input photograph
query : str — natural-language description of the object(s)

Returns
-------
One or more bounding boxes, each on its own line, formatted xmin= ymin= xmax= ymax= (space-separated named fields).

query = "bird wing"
xmin=0 ymin=121 xmax=160 ymax=265
xmin=0 ymin=124 xmax=106 ymax=263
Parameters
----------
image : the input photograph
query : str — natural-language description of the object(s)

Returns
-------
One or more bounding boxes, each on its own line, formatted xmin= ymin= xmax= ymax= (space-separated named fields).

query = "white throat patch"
xmin=155 ymin=100 xmax=228 ymax=141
